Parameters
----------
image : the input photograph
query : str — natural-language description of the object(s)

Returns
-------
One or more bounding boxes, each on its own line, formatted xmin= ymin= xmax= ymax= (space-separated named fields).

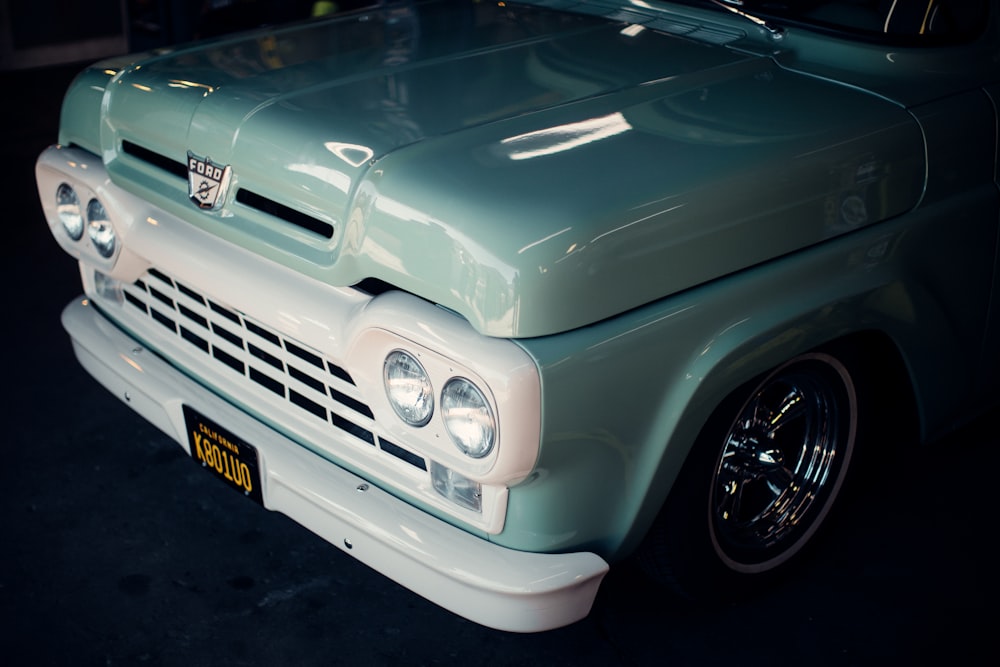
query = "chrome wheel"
xmin=709 ymin=353 xmax=856 ymax=572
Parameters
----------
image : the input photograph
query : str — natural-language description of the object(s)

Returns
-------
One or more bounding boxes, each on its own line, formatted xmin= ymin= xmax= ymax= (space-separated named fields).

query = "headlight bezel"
xmin=378 ymin=339 xmax=503 ymax=471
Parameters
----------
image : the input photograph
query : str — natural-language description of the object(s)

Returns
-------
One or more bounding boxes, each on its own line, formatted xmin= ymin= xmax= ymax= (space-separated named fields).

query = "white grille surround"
xmin=86 ymin=263 xmax=528 ymax=535
xmin=37 ymin=145 xmax=542 ymax=537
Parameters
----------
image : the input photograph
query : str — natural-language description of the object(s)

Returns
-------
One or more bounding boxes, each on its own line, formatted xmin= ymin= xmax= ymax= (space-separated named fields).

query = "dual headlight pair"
xmin=383 ymin=350 xmax=496 ymax=459
xmin=56 ymin=183 xmax=116 ymax=258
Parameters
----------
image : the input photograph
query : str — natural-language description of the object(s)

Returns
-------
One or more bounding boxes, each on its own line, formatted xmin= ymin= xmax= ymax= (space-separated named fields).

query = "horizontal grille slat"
xmin=379 ymin=437 xmax=425 ymax=470
xmin=178 ymin=304 xmax=207 ymax=328
xmin=334 ymin=414 xmax=375 ymax=445
xmin=330 ymin=386 xmax=374 ymax=419
xmin=248 ymin=343 xmax=283 ymax=370
xmin=246 ymin=320 xmax=279 ymax=345
xmin=285 ymin=340 xmax=324 ymax=369
xmin=124 ymin=292 xmax=147 ymax=312
xmin=289 ymin=365 xmax=326 ymax=393
xmin=149 ymin=286 xmax=174 ymax=308
xmin=210 ymin=301 xmax=241 ymax=325
xmin=290 ymin=389 xmax=327 ymax=420
xmin=213 ymin=346 xmax=245 ymax=374
xmin=211 ymin=322 xmax=243 ymax=348
xmin=176 ymin=281 xmax=205 ymax=305
xmin=120 ymin=269 xmax=415 ymax=464
xmin=250 ymin=367 xmax=285 ymax=396
xmin=180 ymin=326 xmax=209 ymax=352
xmin=151 ymin=308 xmax=176 ymax=332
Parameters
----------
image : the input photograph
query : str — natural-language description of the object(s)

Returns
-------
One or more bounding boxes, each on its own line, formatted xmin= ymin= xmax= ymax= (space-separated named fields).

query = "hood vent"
xmin=235 ymin=189 xmax=334 ymax=240
xmin=122 ymin=140 xmax=186 ymax=180
xmin=120 ymin=141 xmax=335 ymax=240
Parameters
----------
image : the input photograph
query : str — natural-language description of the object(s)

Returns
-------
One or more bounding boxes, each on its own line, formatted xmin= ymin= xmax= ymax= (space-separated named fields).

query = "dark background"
xmin=2 ymin=3 xmax=997 ymax=665
xmin=1 ymin=0 xmax=366 ymax=69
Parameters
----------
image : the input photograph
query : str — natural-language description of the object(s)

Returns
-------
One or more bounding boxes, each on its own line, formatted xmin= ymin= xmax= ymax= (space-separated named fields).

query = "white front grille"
xmin=118 ymin=267 xmax=427 ymax=472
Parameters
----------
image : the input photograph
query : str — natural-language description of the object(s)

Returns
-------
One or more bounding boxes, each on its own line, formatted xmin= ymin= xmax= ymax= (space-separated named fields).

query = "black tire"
xmin=638 ymin=350 xmax=859 ymax=601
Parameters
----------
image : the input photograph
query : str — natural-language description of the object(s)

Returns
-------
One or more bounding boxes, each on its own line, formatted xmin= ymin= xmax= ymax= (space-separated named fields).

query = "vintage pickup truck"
xmin=36 ymin=0 xmax=1000 ymax=631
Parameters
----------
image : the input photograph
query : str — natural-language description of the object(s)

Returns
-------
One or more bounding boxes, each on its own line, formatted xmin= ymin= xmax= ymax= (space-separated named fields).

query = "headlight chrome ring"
xmin=86 ymin=198 xmax=116 ymax=258
xmin=441 ymin=377 xmax=496 ymax=459
xmin=56 ymin=183 xmax=84 ymax=241
xmin=383 ymin=350 xmax=434 ymax=427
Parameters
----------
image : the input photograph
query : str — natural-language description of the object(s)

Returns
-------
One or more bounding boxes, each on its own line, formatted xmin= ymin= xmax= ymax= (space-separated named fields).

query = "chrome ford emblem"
xmin=187 ymin=152 xmax=232 ymax=210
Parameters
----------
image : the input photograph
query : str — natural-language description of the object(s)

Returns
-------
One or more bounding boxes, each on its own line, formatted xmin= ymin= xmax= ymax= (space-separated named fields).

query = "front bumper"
xmin=62 ymin=297 xmax=608 ymax=632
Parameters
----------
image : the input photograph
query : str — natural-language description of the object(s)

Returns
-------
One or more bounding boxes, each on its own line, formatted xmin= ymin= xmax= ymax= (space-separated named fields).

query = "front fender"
xmin=496 ymin=187 xmax=996 ymax=559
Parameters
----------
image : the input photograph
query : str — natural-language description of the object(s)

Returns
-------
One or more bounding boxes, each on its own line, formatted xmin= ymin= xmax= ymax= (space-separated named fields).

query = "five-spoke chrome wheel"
xmin=709 ymin=353 xmax=856 ymax=572
xmin=638 ymin=350 xmax=860 ymax=599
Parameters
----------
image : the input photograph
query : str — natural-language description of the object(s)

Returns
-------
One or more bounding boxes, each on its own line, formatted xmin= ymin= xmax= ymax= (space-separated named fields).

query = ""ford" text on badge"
xmin=187 ymin=152 xmax=232 ymax=210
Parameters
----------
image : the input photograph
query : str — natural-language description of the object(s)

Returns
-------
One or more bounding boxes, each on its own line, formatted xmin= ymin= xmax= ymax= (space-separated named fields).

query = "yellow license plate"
xmin=183 ymin=406 xmax=263 ymax=504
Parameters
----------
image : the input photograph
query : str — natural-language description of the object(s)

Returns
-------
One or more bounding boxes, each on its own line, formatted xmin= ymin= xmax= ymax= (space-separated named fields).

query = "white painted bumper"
xmin=61 ymin=297 xmax=608 ymax=633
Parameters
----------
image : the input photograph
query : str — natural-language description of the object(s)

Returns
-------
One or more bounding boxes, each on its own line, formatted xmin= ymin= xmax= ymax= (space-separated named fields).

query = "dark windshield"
xmin=678 ymin=1 xmax=991 ymax=44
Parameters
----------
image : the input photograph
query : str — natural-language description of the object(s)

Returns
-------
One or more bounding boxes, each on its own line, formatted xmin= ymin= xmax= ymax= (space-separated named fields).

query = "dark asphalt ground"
xmin=2 ymin=62 xmax=996 ymax=667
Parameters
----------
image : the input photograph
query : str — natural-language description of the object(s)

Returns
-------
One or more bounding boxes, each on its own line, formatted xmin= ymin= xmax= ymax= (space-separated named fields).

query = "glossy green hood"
xmin=61 ymin=0 xmax=925 ymax=337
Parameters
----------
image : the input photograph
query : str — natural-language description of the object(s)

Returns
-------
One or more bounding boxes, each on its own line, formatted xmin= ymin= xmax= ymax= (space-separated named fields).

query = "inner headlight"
xmin=56 ymin=183 xmax=83 ymax=240
xmin=383 ymin=350 xmax=434 ymax=426
xmin=86 ymin=199 xmax=116 ymax=258
xmin=441 ymin=378 xmax=496 ymax=458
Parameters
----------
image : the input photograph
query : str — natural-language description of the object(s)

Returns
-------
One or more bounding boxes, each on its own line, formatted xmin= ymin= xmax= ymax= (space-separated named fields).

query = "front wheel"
xmin=639 ymin=351 xmax=859 ymax=600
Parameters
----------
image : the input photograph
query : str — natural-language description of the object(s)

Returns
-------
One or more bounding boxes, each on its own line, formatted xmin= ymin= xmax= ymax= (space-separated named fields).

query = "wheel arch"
xmin=615 ymin=326 xmax=919 ymax=562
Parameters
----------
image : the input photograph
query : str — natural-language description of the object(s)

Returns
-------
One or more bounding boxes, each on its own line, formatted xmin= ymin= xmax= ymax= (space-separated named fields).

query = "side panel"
xmin=976 ymin=83 xmax=1000 ymax=403
xmin=904 ymin=88 xmax=1000 ymax=424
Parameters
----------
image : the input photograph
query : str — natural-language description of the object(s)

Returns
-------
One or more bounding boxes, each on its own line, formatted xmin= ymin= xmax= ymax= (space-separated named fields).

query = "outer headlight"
xmin=441 ymin=378 xmax=495 ymax=458
xmin=87 ymin=199 xmax=116 ymax=258
xmin=383 ymin=350 xmax=434 ymax=426
xmin=56 ymin=183 xmax=83 ymax=240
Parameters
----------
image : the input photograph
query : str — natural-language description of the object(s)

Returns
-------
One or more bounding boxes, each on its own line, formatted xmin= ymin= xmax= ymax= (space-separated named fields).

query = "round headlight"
xmin=441 ymin=378 xmax=495 ymax=458
xmin=86 ymin=199 xmax=116 ymax=258
xmin=384 ymin=350 xmax=434 ymax=426
xmin=56 ymin=183 xmax=83 ymax=240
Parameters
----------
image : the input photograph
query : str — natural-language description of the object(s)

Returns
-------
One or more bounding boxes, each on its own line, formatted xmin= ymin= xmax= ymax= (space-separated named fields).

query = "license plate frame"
xmin=183 ymin=405 xmax=263 ymax=504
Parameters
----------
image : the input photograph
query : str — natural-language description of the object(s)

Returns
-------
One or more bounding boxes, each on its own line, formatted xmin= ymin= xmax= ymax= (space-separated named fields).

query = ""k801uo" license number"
xmin=183 ymin=406 xmax=263 ymax=504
